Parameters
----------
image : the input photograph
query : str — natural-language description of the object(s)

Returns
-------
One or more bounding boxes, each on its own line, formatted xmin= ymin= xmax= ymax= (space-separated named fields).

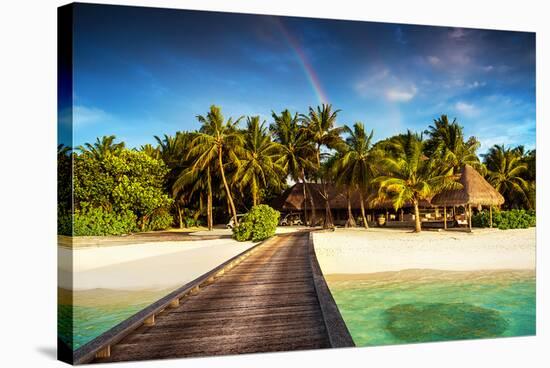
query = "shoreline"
xmin=58 ymin=226 xmax=304 ymax=248
xmin=314 ymin=227 xmax=536 ymax=276
xmin=59 ymin=238 xmax=258 ymax=290
xmin=324 ymin=268 xmax=536 ymax=283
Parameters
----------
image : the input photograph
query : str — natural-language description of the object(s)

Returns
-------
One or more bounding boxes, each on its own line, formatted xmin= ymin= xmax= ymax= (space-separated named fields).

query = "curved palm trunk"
xmin=324 ymin=198 xmax=334 ymax=229
xmin=306 ymin=183 xmax=317 ymax=226
xmin=413 ymin=199 xmax=421 ymax=233
xmin=359 ymin=191 xmax=369 ymax=229
xmin=300 ymin=173 xmax=309 ymax=226
xmin=252 ymin=189 xmax=258 ymax=207
xmin=315 ymin=145 xmax=333 ymax=229
xmin=302 ymin=171 xmax=316 ymax=226
xmin=218 ymin=148 xmax=238 ymax=226
xmin=251 ymin=178 xmax=259 ymax=207
xmin=345 ymin=190 xmax=356 ymax=228
xmin=206 ymin=168 xmax=213 ymax=231
xmin=321 ymin=178 xmax=334 ymax=229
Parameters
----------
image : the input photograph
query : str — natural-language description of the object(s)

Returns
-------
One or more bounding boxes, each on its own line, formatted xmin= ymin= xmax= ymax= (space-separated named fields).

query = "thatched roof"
xmin=368 ymin=197 xmax=433 ymax=210
xmin=271 ymin=183 xmax=430 ymax=211
xmin=431 ymin=164 xmax=505 ymax=206
xmin=271 ymin=183 xmax=355 ymax=211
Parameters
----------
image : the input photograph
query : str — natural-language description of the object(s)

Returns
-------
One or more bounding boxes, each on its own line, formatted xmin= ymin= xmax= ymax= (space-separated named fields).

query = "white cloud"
xmin=427 ymin=56 xmax=441 ymax=66
xmin=476 ymin=119 xmax=536 ymax=154
xmin=482 ymin=65 xmax=494 ymax=72
xmin=386 ymin=86 xmax=418 ymax=102
xmin=355 ymin=67 xmax=418 ymax=103
xmin=467 ymin=80 xmax=486 ymax=89
xmin=73 ymin=105 xmax=113 ymax=126
xmin=449 ymin=28 xmax=468 ymax=39
xmin=455 ymin=101 xmax=478 ymax=117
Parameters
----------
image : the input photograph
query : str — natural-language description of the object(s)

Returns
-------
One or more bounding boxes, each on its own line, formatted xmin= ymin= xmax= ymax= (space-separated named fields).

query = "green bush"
xmin=58 ymin=208 xmax=72 ymax=236
xmin=184 ymin=217 xmax=203 ymax=228
xmin=144 ymin=209 xmax=174 ymax=231
xmin=232 ymin=205 xmax=280 ymax=242
xmin=73 ymin=149 xmax=172 ymax=233
xmin=73 ymin=205 xmax=138 ymax=236
xmin=472 ymin=209 xmax=536 ymax=230
xmin=232 ymin=220 xmax=253 ymax=241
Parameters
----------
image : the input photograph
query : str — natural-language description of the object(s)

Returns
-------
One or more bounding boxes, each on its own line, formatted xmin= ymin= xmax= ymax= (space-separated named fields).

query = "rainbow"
xmin=276 ymin=19 xmax=329 ymax=104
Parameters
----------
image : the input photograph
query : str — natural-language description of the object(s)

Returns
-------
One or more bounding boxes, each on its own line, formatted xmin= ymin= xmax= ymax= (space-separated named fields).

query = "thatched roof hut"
xmin=271 ymin=183 xmax=430 ymax=211
xmin=431 ymin=164 xmax=504 ymax=229
xmin=431 ymin=165 xmax=504 ymax=207
xmin=271 ymin=183 xmax=360 ymax=211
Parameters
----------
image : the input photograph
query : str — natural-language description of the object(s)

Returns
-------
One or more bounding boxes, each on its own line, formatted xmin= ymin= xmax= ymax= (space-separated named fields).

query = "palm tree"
xmin=58 ymin=144 xmax=73 ymax=213
xmin=271 ymin=109 xmax=317 ymax=225
xmin=332 ymin=122 xmax=378 ymax=228
xmin=155 ymin=132 xmax=195 ymax=229
xmin=424 ymin=115 xmax=481 ymax=173
xmin=522 ymin=149 xmax=536 ymax=210
xmin=77 ymin=135 xmax=125 ymax=159
xmin=189 ymin=105 xmax=244 ymax=226
xmin=300 ymin=104 xmax=345 ymax=228
xmin=483 ymin=145 xmax=529 ymax=209
xmin=140 ymin=144 xmax=161 ymax=160
xmin=173 ymin=163 xmax=214 ymax=230
xmin=235 ymin=116 xmax=285 ymax=206
xmin=375 ymin=131 xmax=459 ymax=232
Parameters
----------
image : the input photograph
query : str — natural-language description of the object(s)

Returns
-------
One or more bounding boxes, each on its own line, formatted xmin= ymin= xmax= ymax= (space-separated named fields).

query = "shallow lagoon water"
xmin=59 ymin=269 xmax=536 ymax=350
xmin=326 ymin=269 xmax=535 ymax=346
xmin=58 ymin=287 xmax=175 ymax=350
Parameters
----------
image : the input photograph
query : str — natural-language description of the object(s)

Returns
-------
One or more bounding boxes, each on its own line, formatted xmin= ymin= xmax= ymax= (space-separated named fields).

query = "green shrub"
xmin=183 ymin=217 xmax=203 ymax=228
xmin=472 ymin=209 xmax=536 ymax=230
xmin=232 ymin=220 xmax=253 ymax=241
xmin=232 ymin=205 xmax=280 ymax=242
xmin=58 ymin=208 xmax=72 ymax=236
xmin=144 ymin=209 xmax=174 ymax=231
xmin=73 ymin=149 xmax=172 ymax=233
xmin=73 ymin=205 xmax=137 ymax=236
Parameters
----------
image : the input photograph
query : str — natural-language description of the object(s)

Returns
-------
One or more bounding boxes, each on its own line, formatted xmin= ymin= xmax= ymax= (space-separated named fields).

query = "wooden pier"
xmin=73 ymin=231 xmax=354 ymax=364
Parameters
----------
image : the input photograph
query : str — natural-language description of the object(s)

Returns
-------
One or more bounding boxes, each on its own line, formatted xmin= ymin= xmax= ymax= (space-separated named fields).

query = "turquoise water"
xmin=327 ymin=270 xmax=536 ymax=346
xmin=58 ymin=288 xmax=173 ymax=350
xmin=59 ymin=270 xmax=536 ymax=350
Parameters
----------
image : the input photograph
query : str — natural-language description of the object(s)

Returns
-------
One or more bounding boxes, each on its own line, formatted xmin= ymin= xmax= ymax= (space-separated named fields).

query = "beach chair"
xmin=454 ymin=214 xmax=468 ymax=227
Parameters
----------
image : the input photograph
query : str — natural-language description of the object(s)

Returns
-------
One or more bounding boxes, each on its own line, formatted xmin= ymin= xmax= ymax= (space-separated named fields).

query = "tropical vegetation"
xmin=232 ymin=204 xmax=280 ymax=242
xmin=57 ymin=106 xmax=536 ymax=236
xmin=472 ymin=209 xmax=536 ymax=230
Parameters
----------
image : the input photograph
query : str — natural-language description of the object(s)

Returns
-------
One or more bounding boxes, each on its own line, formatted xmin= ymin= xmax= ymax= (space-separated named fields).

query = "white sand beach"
xmin=313 ymin=228 xmax=536 ymax=275
xmin=59 ymin=226 xmax=303 ymax=291
xmin=59 ymin=238 xmax=257 ymax=290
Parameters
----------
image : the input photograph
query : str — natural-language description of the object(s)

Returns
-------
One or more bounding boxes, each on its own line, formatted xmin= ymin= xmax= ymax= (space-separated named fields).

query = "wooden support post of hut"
xmin=431 ymin=165 xmax=505 ymax=231
xmin=467 ymin=204 xmax=472 ymax=231
xmin=443 ymin=206 xmax=447 ymax=229
xmin=489 ymin=206 xmax=493 ymax=228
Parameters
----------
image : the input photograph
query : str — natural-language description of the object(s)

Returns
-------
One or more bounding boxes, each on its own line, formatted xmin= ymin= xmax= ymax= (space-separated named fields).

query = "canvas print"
xmin=57 ymin=2 xmax=536 ymax=365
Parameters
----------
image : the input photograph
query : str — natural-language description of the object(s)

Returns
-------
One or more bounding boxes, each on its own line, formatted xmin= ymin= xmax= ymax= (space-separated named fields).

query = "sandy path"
xmin=313 ymin=228 xmax=536 ymax=275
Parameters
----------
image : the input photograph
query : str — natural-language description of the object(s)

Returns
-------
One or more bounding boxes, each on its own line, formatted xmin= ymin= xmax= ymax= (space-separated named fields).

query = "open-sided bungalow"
xmin=272 ymin=164 xmax=504 ymax=229
xmin=431 ymin=164 xmax=505 ymax=230
xmin=272 ymin=183 xmax=434 ymax=227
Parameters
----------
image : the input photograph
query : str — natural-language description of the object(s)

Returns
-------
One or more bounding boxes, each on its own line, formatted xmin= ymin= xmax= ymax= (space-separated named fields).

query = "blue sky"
xmin=61 ymin=3 xmax=536 ymax=154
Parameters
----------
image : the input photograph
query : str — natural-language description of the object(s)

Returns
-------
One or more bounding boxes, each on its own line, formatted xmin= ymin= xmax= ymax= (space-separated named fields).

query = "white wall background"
xmin=0 ymin=0 xmax=547 ymax=367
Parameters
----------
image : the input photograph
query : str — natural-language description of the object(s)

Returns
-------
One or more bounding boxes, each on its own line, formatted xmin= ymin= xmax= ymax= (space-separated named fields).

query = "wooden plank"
xmin=72 ymin=236 xmax=273 ymax=364
xmin=98 ymin=335 xmax=330 ymax=363
xmin=122 ymin=319 xmax=327 ymax=344
xmin=83 ymin=231 xmax=349 ymax=364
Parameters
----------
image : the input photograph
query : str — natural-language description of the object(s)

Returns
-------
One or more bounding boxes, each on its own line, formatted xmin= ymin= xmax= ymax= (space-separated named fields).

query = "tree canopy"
xmin=59 ymin=105 xmax=535 ymax=235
